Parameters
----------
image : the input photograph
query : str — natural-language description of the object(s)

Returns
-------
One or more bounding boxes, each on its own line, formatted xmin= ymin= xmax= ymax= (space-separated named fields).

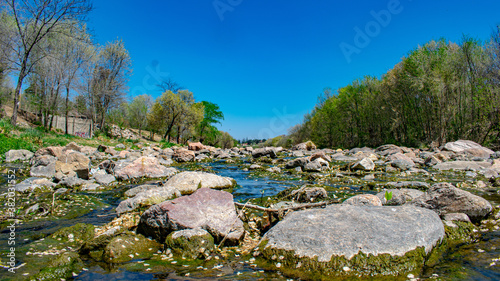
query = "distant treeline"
xmin=288 ymin=28 xmax=500 ymax=150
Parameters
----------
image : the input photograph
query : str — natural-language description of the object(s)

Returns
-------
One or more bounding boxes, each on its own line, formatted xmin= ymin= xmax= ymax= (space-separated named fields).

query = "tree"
xmin=157 ymin=77 xmax=182 ymax=93
xmin=4 ymin=0 xmax=92 ymax=126
xmin=197 ymin=101 xmax=224 ymax=143
xmin=127 ymin=94 xmax=152 ymax=137
xmin=90 ymin=39 xmax=132 ymax=130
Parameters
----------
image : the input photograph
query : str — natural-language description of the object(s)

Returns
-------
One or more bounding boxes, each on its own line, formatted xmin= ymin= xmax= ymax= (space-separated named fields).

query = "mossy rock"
xmin=51 ymin=223 xmax=95 ymax=243
xmin=165 ymin=228 xmax=214 ymax=259
xmin=103 ymin=232 xmax=161 ymax=263
xmin=30 ymin=252 xmax=83 ymax=281
xmin=79 ymin=233 xmax=115 ymax=261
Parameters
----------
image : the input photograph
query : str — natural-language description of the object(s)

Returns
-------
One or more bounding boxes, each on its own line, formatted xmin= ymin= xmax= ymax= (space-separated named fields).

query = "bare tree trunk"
xmin=65 ymin=86 xmax=70 ymax=134
xmin=11 ymin=70 xmax=26 ymax=126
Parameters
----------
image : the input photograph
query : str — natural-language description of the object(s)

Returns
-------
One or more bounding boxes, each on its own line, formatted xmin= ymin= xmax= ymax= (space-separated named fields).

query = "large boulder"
xmin=407 ymin=182 xmax=492 ymax=222
xmin=165 ymin=171 xmax=236 ymax=195
xmin=188 ymin=142 xmax=205 ymax=151
xmin=443 ymin=140 xmax=494 ymax=157
xmin=114 ymin=157 xmax=177 ymax=180
xmin=252 ymin=147 xmax=278 ymax=159
xmin=260 ymin=205 xmax=444 ymax=277
xmin=351 ymin=158 xmax=375 ymax=171
xmin=137 ymin=188 xmax=244 ymax=245
xmin=116 ymin=186 xmax=181 ymax=215
xmin=292 ymin=141 xmax=316 ymax=151
xmin=30 ymin=155 xmax=57 ymax=178
xmin=56 ymin=151 xmax=91 ymax=179
xmin=433 ymin=161 xmax=491 ymax=171
xmin=285 ymin=157 xmax=310 ymax=169
xmin=173 ymin=149 xmax=195 ymax=162
xmin=5 ymin=149 xmax=34 ymax=162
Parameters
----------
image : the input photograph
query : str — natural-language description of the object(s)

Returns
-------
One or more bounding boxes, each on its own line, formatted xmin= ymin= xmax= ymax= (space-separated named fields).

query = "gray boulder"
xmin=260 ymin=205 xmax=444 ymax=276
xmin=285 ymin=157 xmax=309 ymax=169
xmin=407 ymin=182 xmax=492 ymax=222
xmin=164 ymin=171 xmax=236 ymax=195
xmin=303 ymin=158 xmax=329 ymax=172
xmin=93 ymin=173 xmax=116 ymax=185
xmin=114 ymin=157 xmax=177 ymax=180
xmin=5 ymin=149 xmax=34 ymax=162
xmin=385 ymin=181 xmax=430 ymax=190
xmin=290 ymin=187 xmax=328 ymax=203
xmin=116 ymin=186 xmax=181 ymax=215
xmin=30 ymin=155 xmax=57 ymax=178
xmin=137 ymin=188 xmax=244 ymax=245
xmin=124 ymin=184 xmax=159 ymax=197
xmin=351 ymin=158 xmax=375 ymax=171
xmin=433 ymin=161 xmax=491 ymax=171
xmin=252 ymin=147 xmax=278 ymax=159
xmin=443 ymin=140 xmax=494 ymax=157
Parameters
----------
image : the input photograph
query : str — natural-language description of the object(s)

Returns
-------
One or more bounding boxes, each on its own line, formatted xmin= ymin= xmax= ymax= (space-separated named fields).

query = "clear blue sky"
xmin=88 ymin=0 xmax=500 ymax=140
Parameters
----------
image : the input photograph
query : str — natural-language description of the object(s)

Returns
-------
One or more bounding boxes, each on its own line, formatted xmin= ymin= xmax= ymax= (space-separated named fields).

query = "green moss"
xmin=257 ymin=239 xmax=436 ymax=280
xmin=30 ymin=252 xmax=84 ymax=281
xmin=165 ymin=230 xmax=215 ymax=259
xmin=51 ymin=223 xmax=95 ymax=243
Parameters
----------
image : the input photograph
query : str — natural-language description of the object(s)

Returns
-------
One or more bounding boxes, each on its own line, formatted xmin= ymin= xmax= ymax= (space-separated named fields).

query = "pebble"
xmin=343 ymin=266 xmax=350 ymax=272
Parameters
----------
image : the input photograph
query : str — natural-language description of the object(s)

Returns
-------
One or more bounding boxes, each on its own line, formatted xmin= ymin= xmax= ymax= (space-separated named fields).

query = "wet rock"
xmin=30 ymin=155 xmax=57 ymax=178
xmin=52 ymin=223 xmax=95 ymax=243
xmin=32 ymin=252 xmax=84 ymax=281
xmin=116 ymin=186 xmax=181 ymax=215
xmin=291 ymin=187 xmax=328 ymax=203
xmin=165 ymin=171 xmax=236 ymax=195
xmin=303 ymin=158 xmax=329 ymax=172
xmin=173 ymin=149 xmax=195 ymax=162
xmin=260 ymin=205 xmax=444 ymax=276
xmin=165 ymin=228 xmax=215 ymax=259
xmin=115 ymin=156 xmax=177 ymax=180
xmin=408 ymin=182 xmax=492 ymax=222
xmin=252 ymin=147 xmax=278 ymax=159
xmin=443 ymin=140 xmax=494 ymax=157
xmin=137 ymin=188 xmax=244 ymax=245
xmin=14 ymin=177 xmax=56 ymax=192
xmin=285 ymin=157 xmax=309 ymax=169
xmin=343 ymin=194 xmax=382 ymax=206
xmin=292 ymin=141 xmax=316 ymax=151
xmin=291 ymin=150 xmax=305 ymax=157
xmin=5 ymin=149 xmax=34 ymax=162
xmin=433 ymin=161 xmax=491 ymax=171
xmin=103 ymin=233 xmax=160 ymax=263
xmin=98 ymin=160 xmax=116 ymax=174
xmin=376 ymin=189 xmax=425 ymax=205
xmin=351 ymin=158 xmax=375 ymax=171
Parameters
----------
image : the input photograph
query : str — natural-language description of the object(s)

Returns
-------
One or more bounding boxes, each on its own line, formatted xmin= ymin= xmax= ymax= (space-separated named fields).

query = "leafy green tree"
xmin=197 ymin=101 xmax=224 ymax=143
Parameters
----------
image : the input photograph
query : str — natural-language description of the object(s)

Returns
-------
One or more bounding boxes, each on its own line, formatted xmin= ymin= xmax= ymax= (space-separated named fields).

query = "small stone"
xmin=407 ymin=273 xmax=415 ymax=279
xmin=343 ymin=266 xmax=350 ymax=272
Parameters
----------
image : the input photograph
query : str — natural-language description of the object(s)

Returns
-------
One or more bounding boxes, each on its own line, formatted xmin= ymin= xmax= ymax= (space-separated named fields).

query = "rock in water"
xmin=351 ymin=158 xmax=375 ymax=171
xmin=443 ymin=140 xmax=494 ymax=157
xmin=259 ymin=205 xmax=444 ymax=277
xmin=114 ymin=156 xmax=177 ymax=180
xmin=165 ymin=171 xmax=236 ymax=195
xmin=165 ymin=228 xmax=215 ymax=259
xmin=137 ymin=188 xmax=244 ymax=245
xmin=408 ymin=182 xmax=492 ymax=222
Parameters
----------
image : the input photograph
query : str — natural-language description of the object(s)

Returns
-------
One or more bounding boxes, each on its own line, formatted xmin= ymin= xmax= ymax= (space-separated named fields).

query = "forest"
xmin=287 ymin=30 xmax=500 ymax=150
xmin=0 ymin=0 xmax=236 ymax=148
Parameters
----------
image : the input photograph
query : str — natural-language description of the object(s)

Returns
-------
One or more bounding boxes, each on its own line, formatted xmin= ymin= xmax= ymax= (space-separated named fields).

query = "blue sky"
xmin=88 ymin=0 xmax=500 ymax=140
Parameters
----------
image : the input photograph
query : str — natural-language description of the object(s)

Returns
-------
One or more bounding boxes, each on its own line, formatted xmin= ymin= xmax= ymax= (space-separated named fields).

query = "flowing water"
xmin=1 ymin=161 xmax=500 ymax=280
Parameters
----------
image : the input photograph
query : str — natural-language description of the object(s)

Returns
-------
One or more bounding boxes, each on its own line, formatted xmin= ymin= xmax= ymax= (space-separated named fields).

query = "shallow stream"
xmin=1 ymin=161 xmax=500 ymax=280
